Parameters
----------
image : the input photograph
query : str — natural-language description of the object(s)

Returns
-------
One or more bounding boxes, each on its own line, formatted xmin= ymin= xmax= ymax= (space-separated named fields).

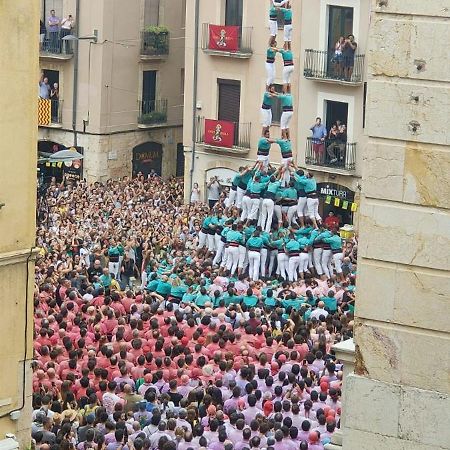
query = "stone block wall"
xmin=344 ymin=2 xmax=450 ymax=449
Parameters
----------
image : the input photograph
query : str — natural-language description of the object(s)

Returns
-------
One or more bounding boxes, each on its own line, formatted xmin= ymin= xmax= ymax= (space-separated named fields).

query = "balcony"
xmin=305 ymin=137 xmax=356 ymax=173
xmin=140 ymin=28 xmax=169 ymax=60
xmin=38 ymin=98 xmax=63 ymax=127
xmin=304 ymin=50 xmax=365 ymax=85
xmin=40 ymin=31 xmax=74 ymax=60
xmin=196 ymin=117 xmax=251 ymax=155
xmin=201 ymin=24 xmax=253 ymax=59
xmin=137 ymin=99 xmax=168 ymax=127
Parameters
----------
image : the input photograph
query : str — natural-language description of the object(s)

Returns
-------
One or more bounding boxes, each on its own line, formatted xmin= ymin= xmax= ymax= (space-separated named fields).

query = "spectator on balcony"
xmin=47 ymin=10 xmax=61 ymax=53
xmin=61 ymin=14 xmax=75 ymax=53
xmin=39 ymin=20 xmax=46 ymax=51
xmin=310 ymin=117 xmax=327 ymax=163
xmin=326 ymin=124 xmax=339 ymax=163
xmin=207 ymin=176 xmax=221 ymax=209
xmin=39 ymin=74 xmax=51 ymax=99
xmin=50 ymin=83 xmax=59 ymax=123
xmin=190 ymin=182 xmax=201 ymax=204
xmin=342 ymin=35 xmax=358 ymax=81
xmin=332 ymin=36 xmax=345 ymax=79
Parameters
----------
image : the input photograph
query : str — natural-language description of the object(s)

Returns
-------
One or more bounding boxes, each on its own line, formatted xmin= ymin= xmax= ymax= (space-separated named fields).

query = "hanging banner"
xmin=342 ymin=200 xmax=348 ymax=210
xmin=325 ymin=195 xmax=331 ymax=204
xmin=351 ymin=202 xmax=358 ymax=212
xmin=63 ymin=146 xmax=84 ymax=182
xmin=334 ymin=198 xmax=340 ymax=207
xmin=38 ymin=98 xmax=51 ymax=125
xmin=208 ymin=25 xmax=239 ymax=52
xmin=204 ymin=119 xmax=235 ymax=148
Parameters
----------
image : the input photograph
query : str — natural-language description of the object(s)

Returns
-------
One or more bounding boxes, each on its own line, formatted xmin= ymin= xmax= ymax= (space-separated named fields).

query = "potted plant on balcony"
xmin=139 ymin=110 xmax=167 ymax=125
xmin=143 ymin=25 xmax=169 ymax=55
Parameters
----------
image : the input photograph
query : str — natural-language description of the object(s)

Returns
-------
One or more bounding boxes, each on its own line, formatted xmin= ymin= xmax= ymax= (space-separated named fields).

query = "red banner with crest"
xmin=204 ymin=119 xmax=235 ymax=148
xmin=208 ymin=25 xmax=239 ymax=52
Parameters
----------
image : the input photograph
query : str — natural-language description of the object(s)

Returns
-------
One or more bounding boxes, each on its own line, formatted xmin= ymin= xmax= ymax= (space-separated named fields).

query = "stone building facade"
xmin=341 ymin=2 xmax=450 ymax=449
xmin=38 ymin=0 xmax=185 ymax=182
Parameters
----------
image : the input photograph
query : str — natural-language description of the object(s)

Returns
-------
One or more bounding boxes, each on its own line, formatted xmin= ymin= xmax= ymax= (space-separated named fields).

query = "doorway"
xmin=132 ymin=142 xmax=163 ymax=177
xmin=325 ymin=100 xmax=348 ymax=130
xmin=218 ymin=79 xmax=241 ymax=146
xmin=327 ymin=6 xmax=354 ymax=52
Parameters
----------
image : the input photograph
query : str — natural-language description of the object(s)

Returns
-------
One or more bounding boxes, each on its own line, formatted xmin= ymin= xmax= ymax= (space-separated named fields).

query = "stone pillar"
xmin=325 ymin=339 xmax=355 ymax=450
xmin=342 ymin=2 xmax=450 ymax=450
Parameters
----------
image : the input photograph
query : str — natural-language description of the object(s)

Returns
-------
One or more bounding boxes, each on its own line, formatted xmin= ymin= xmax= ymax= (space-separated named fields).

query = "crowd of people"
xmin=32 ymin=2 xmax=358 ymax=450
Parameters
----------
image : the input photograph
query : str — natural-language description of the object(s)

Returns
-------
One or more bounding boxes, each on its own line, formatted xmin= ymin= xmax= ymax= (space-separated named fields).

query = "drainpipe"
xmin=72 ymin=0 xmax=80 ymax=146
xmin=189 ymin=0 xmax=200 ymax=201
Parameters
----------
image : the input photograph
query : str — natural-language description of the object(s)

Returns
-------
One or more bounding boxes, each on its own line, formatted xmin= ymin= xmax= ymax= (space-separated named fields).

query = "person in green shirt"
xmin=108 ymin=241 xmax=123 ymax=280
xmin=286 ymin=234 xmax=301 ymax=282
xmin=242 ymin=287 xmax=259 ymax=307
xmin=321 ymin=290 xmax=338 ymax=313
xmin=246 ymin=230 xmax=264 ymax=281
xmin=225 ymin=224 xmax=244 ymax=277
xmin=266 ymin=43 xmax=279 ymax=86
xmin=236 ymin=164 xmax=256 ymax=209
xmin=99 ymin=268 xmax=112 ymax=289
xmin=280 ymin=3 xmax=292 ymax=49
xmin=263 ymin=288 xmax=278 ymax=309
xmin=155 ymin=275 xmax=172 ymax=299
xmin=276 ymin=138 xmax=293 ymax=186
xmin=260 ymin=86 xmax=279 ymax=136
xmin=323 ymin=228 xmax=344 ymax=281
xmin=227 ymin=167 xmax=244 ymax=208
xmin=278 ymin=90 xmax=294 ymax=140
xmin=222 ymin=286 xmax=243 ymax=306
xmin=279 ymin=48 xmax=294 ymax=88
xmin=247 ymin=174 xmax=269 ymax=221
xmin=261 ymin=168 xmax=283 ymax=233
xmin=194 ymin=287 xmax=211 ymax=308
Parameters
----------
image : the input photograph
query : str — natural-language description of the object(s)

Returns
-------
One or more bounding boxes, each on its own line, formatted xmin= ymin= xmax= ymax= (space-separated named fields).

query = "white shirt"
xmin=310 ymin=308 xmax=329 ymax=320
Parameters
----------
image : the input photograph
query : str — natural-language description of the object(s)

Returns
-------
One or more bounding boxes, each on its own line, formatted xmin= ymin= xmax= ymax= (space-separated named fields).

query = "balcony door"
xmin=144 ymin=0 xmax=160 ymax=26
xmin=142 ymin=70 xmax=157 ymax=114
xmin=218 ymin=79 xmax=241 ymax=146
xmin=327 ymin=6 xmax=354 ymax=51
xmin=325 ymin=100 xmax=348 ymax=131
xmin=225 ymin=0 xmax=243 ymax=27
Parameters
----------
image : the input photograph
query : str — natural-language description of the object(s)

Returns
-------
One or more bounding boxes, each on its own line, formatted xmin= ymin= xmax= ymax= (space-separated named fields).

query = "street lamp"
xmin=62 ymin=30 xmax=98 ymax=147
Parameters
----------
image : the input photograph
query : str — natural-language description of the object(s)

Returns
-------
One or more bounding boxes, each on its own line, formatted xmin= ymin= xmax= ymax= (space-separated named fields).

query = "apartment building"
xmin=38 ymin=0 xmax=186 ymax=182
xmin=183 ymin=0 xmax=369 ymax=226
xmin=0 ymin=2 xmax=38 ymax=448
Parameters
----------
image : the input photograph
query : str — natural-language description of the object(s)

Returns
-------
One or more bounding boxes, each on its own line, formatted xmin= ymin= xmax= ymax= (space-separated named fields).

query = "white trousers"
xmin=274 ymin=205 xmax=289 ymax=223
xmin=281 ymin=157 xmax=292 ymax=186
xmin=236 ymin=187 xmax=246 ymax=208
xmin=207 ymin=233 xmax=216 ymax=252
xmin=284 ymin=24 xmax=293 ymax=42
xmin=109 ymin=261 xmax=120 ymax=279
xmin=269 ymin=20 xmax=278 ymax=36
xmin=280 ymin=111 xmax=293 ymax=130
xmin=283 ymin=65 xmax=294 ymax=84
xmin=287 ymin=205 xmax=298 ymax=225
xmin=261 ymin=198 xmax=275 ymax=233
xmin=226 ymin=246 xmax=240 ymax=276
xmin=333 ymin=252 xmax=344 ymax=274
xmin=238 ymin=245 xmax=248 ymax=270
xmin=288 ymin=255 xmax=301 ymax=281
xmin=307 ymin=197 xmax=321 ymax=221
xmin=299 ymin=253 xmax=310 ymax=273
xmin=226 ymin=189 xmax=237 ymax=207
xmin=277 ymin=252 xmax=289 ymax=280
xmin=241 ymin=195 xmax=251 ymax=221
xmin=213 ymin=239 xmax=225 ymax=266
xmin=313 ymin=248 xmax=324 ymax=275
xmin=266 ymin=62 xmax=276 ymax=86
xmin=248 ymin=251 xmax=261 ymax=281
xmin=257 ymin=154 xmax=270 ymax=169
xmin=248 ymin=197 xmax=261 ymax=220
xmin=260 ymin=248 xmax=268 ymax=277
xmin=198 ymin=231 xmax=208 ymax=248
xmin=261 ymin=108 xmax=272 ymax=127
xmin=321 ymin=249 xmax=333 ymax=279
xmin=221 ymin=246 xmax=230 ymax=268
xmin=297 ymin=197 xmax=307 ymax=217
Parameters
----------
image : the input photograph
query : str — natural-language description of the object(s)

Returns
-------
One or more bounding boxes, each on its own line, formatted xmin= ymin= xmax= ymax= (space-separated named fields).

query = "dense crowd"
xmin=32 ymin=2 xmax=358 ymax=449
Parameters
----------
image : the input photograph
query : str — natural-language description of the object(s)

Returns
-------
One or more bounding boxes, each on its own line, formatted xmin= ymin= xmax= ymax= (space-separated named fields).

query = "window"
xmin=180 ymin=68 xmax=185 ymax=95
xmin=176 ymin=143 xmax=185 ymax=177
xmin=43 ymin=69 xmax=59 ymax=88
xmin=225 ymin=0 xmax=243 ymax=27
xmin=144 ymin=0 xmax=160 ymax=27
xmin=325 ymin=100 xmax=348 ymax=131
xmin=218 ymin=79 xmax=241 ymax=145
xmin=327 ymin=6 xmax=353 ymax=52
xmin=271 ymin=84 xmax=284 ymax=124
xmin=142 ymin=70 xmax=157 ymax=113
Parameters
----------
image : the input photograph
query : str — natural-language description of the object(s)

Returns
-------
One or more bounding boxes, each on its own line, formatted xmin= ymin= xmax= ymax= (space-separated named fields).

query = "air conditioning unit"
xmin=0 ymin=438 xmax=19 ymax=450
